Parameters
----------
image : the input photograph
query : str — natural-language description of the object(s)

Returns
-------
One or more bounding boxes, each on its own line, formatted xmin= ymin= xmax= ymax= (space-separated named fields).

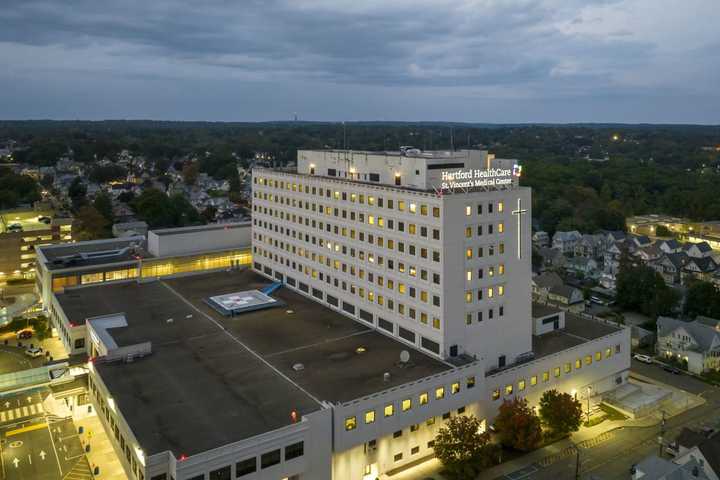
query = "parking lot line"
xmin=6 ymin=422 xmax=47 ymax=437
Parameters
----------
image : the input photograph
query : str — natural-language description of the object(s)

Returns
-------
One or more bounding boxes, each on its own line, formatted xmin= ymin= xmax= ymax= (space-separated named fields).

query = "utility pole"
xmin=574 ymin=443 xmax=581 ymax=480
xmin=658 ymin=410 xmax=666 ymax=457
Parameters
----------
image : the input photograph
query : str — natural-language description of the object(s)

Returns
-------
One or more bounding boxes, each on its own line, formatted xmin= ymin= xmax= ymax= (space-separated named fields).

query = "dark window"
xmin=298 ymin=282 xmax=309 ymax=293
xmin=359 ymin=309 xmax=373 ymax=322
xmin=411 ymin=446 xmax=420 ymax=455
xmin=427 ymin=163 xmax=465 ymax=170
xmin=312 ymin=288 xmax=323 ymax=300
xmin=449 ymin=345 xmax=458 ymax=357
xmin=378 ymin=318 xmax=394 ymax=333
xmin=542 ymin=315 xmax=560 ymax=327
xmin=395 ymin=175 xmax=401 ymax=186
xmin=442 ymin=412 xmax=451 ymax=420
xmin=286 ymin=276 xmax=296 ymax=287
xmin=261 ymin=449 xmax=281 ymax=469
xmin=263 ymin=266 xmax=272 ymax=275
xmin=209 ymin=466 xmax=231 ymax=480
xmin=74 ymin=338 xmax=85 ymax=349
xmin=428 ymin=440 xmax=435 ymax=448
xmin=151 ymin=476 xmax=167 ymax=480
xmin=253 ymin=262 xmax=262 ymax=270
xmin=398 ymin=327 xmax=415 ymax=343
xmin=274 ymin=272 xmax=283 ymax=281
xmin=393 ymin=430 xmax=402 ymax=438
xmin=342 ymin=302 xmax=356 ymax=315
xmin=369 ymin=173 xmax=380 ymax=182
xmin=458 ymin=406 xmax=466 ymax=414
xmin=498 ymin=355 xmax=506 ymax=368
xmin=327 ymin=168 xmax=337 ymax=176
xmin=285 ymin=441 xmax=304 ymax=460
xmin=236 ymin=457 xmax=257 ymax=477
xmin=421 ymin=337 xmax=440 ymax=354
xmin=394 ymin=453 xmax=403 ymax=462
xmin=326 ymin=295 xmax=338 ymax=307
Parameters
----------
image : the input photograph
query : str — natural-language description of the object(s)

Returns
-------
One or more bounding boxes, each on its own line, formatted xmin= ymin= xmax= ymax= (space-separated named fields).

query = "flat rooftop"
xmin=532 ymin=313 xmax=622 ymax=359
xmin=39 ymin=237 xmax=151 ymax=270
xmin=0 ymin=210 xmax=61 ymax=234
xmin=56 ymin=269 xmax=450 ymax=456
xmin=150 ymin=221 xmax=250 ymax=236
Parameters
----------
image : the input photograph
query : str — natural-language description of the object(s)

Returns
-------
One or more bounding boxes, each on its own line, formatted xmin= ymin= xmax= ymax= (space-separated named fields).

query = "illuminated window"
xmin=435 ymin=387 xmax=445 ymax=399
xmin=488 ymin=287 xmax=494 ymax=298
xmin=492 ymin=389 xmax=500 ymax=400
xmin=433 ymin=207 xmax=440 ymax=218
xmin=465 ymin=206 xmax=471 ymax=216
xmin=398 ymin=201 xmax=405 ymax=211
xmin=554 ymin=367 xmax=560 ymax=378
xmin=451 ymin=382 xmax=460 ymax=394
xmin=345 ymin=416 xmax=357 ymax=431
xmin=498 ymin=202 xmax=504 ymax=212
xmin=575 ymin=359 xmax=582 ymax=369
xmin=466 ymin=248 xmax=473 ymax=259
xmin=384 ymin=404 xmax=394 ymax=417
xmin=564 ymin=363 xmax=571 ymax=373
xmin=466 ymin=270 xmax=472 ymax=281
xmin=585 ymin=355 xmax=592 ymax=365
xmin=595 ymin=351 xmax=602 ymax=361
xmin=465 ymin=291 xmax=472 ymax=303
xmin=465 ymin=227 xmax=472 ymax=238
xmin=402 ymin=399 xmax=412 ymax=412
xmin=499 ymin=286 xmax=505 ymax=296
xmin=605 ymin=348 xmax=612 ymax=358
xmin=409 ymin=203 xmax=417 ymax=213
xmin=499 ymin=264 xmax=505 ymax=275
xmin=365 ymin=410 xmax=375 ymax=424
xmin=368 ymin=216 xmax=375 ymax=225
xmin=518 ymin=379 xmax=526 ymax=391
xmin=419 ymin=392 xmax=429 ymax=405
xmin=505 ymin=384 xmax=513 ymax=395
xmin=498 ymin=223 xmax=504 ymax=233
xmin=421 ymin=205 xmax=428 ymax=216
xmin=530 ymin=375 xmax=537 ymax=386
xmin=467 ymin=376 xmax=476 ymax=388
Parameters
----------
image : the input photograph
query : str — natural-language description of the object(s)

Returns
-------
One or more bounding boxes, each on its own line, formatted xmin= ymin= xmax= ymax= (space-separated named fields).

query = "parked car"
xmin=662 ymin=365 xmax=681 ymax=374
xmin=6 ymin=223 xmax=23 ymax=232
xmin=38 ymin=216 xmax=52 ymax=224
xmin=633 ymin=354 xmax=653 ymax=364
xmin=24 ymin=347 xmax=43 ymax=358
xmin=16 ymin=330 xmax=32 ymax=340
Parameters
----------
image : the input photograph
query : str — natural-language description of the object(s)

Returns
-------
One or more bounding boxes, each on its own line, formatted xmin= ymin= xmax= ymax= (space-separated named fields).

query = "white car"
xmin=633 ymin=354 xmax=653 ymax=364
xmin=24 ymin=347 xmax=43 ymax=358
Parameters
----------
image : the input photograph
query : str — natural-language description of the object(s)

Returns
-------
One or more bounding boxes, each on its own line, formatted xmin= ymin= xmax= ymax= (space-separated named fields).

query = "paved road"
xmin=0 ymin=346 xmax=45 ymax=376
xmin=629 ymin=358 xmax=711 ymax=395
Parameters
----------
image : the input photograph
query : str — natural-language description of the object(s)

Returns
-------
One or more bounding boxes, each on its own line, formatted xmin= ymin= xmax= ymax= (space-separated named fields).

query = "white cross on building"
xmin=512 ymin=198 xmax=527 ymax=260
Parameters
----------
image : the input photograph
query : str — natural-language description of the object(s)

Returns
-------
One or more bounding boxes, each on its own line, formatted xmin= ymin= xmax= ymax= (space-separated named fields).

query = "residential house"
xmin=547 ymin=285 xmax=585 ymax=313
xmin=657 ymin=239 xmax=683 ymax=254
xmin=603 ymin=241 xmax=624 ymax=277
xmin=605 ymin=230 xmax=627 ymax=245
xmin=537 ymin=247 xmax=566 ymax=271
xmin=635 ymin=244 xmax=662 ymax=263
xmin=683 ymin=256 xmax=718 ymax=284
xmin=552 ymin=230 xmax=582 ymax=254
xmin=685 ymin=241 xmax=714 ymax=259
xmin=631 ymin=455 xmax=710 ymax=480
xmin=531 ymin=272 xmax=564 ymax=302
xmin=629 ymin=234 xmax=653 ymax=250
xmin=656 ymin=316 xmax=720 ymax=374
xmin=666 ymin=428 xmax=720 ymax=480
xmin=532 ymin=231 xmax=550 ymax=249
xmin=564 ymin=256 xmax=599 ymax=278
xmin=574 ymin=233 xmax=606 ymax=259
xmin=652 ymin=252 xmax=690 ymax=285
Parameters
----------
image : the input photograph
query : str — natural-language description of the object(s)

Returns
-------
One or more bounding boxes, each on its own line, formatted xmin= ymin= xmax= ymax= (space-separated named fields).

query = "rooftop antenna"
xmin=450 ymin=127 xmax=455 ymax=152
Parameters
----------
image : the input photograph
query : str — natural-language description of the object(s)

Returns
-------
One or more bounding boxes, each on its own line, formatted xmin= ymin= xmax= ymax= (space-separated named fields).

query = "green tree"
xmin=494 ymin=397 xmax=543 ymax=452
xmin=685 ymin=280 xmax=720 ymax=319
xmin=655 ymin=225 xmax=671 ymax=237
xmin=538 ymin=390 xmax=583 ymax=438
xmin=68 ymin=177 xmax=87 ymax=211
xmin=130 ymin=188 xmax=202 ymax=228
xmin=434 ymin=415 xmax=500 ymax=480
xmin=93 ymin=192 xmax=114 ymax=225
xmin=182 ymin=162 xmax=199 ymax=185
xmin=616 ymin=249 xmax=679 ymax=318
xmin=74 ymin=205 xmax=110 ymax=240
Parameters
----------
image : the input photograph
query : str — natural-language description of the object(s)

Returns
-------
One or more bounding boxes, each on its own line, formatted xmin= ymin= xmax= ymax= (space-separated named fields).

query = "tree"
xmin=434 ymin=415 xmax=500 ymax=480
xmin=74 ymin=205 xmax=110 ymax=240
xmin=201 ymin=205 xmax=217 ymax=223
xmin=68 ymin=177 xmax=87 ymax=211
xmin=655 ymin=225 xmax=671 ymax=237
xmin=130 ymin=188 xmax=202 ymax=228
xmin=182 ymin=162 xmax=199 ymax=185
xmin=538 ymin=390 xmax=583 ymax=438
xmin=616 ymin=249 xmax=679 ymax=318
xmin=93 ymin=192 xmax=114 ymax=225
xmin=494 ymin=397 xmax=542 ymax=452
xmin=685 ymin=280 xmax=720 ymax=319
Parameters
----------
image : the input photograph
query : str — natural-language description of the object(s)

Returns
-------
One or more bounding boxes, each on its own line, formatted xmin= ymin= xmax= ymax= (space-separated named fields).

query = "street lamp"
xmin=586 ymin=385 xmax=593 ymax=424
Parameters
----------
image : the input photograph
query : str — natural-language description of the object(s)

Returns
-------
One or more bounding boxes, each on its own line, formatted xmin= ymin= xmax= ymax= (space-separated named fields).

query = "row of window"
xmin=465 ymin=202 xmax=503 ymax=216
xmin=344 ymin=377 xmax=476 ymax=431
xmin=177 ymin=441 xmax=304 ymax=480
xmin=464 ymin=307 xmax=504 ymax=325
xmin=255 ymin=176 xmax=443 ymax=217
xmin=491 ymin=346 xmax=620 ymax=400
xmin=255 ymin=252 xmax=444 ymax=332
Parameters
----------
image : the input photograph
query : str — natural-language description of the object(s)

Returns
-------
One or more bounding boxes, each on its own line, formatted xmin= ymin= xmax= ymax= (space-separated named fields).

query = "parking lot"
xmin=0 ymin=389 xmax=92 ymax=480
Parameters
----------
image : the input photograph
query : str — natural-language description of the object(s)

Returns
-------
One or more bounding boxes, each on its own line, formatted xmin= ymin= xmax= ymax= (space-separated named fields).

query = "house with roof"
xmin=652 ymin=252 xmax=690 ymax=285
xmin=683 ymin=256 xmax=718 ymax=284
xmin=656 ymin=316 xmax=720 ymax=374
xmin=685 ymin=241 xmax=714 ymax=259
xmin=635 ymin=244 xmax=663 ymax=263
xmin=666 ymin=428 xmax=720 ymax=480
xmin=537 ymin=247 xmax=566 ymax=271
xmin=532 ymin=231 xmax=549 ymax=249
xmin=603 ymin=241 xmax=624 ymax=276
xmin=630 ymin=234 xmax=653 ymax=249
xmin=531 ymin=272 xmax=564 ymax=301
xmin=605 ymin=230 xmax=627 ymax=245
xmin=657 ymin=239 xmax=683 ymax=255
xmin=552 ymin=230 xmax=582 ymax=255
xmin=631 ymin=455 xmax=710 ymax=480
xmin=564 ymin=256 xmax=599 ymax=278
xmin=574 ymin=233 xmax=606 ymax=259
xmin=547 ymin=284 xmax=585 ymax=312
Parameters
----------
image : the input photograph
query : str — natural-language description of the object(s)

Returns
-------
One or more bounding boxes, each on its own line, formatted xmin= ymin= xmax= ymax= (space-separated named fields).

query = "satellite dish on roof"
xmin=400 ymin=350 xmax=410 ymax=364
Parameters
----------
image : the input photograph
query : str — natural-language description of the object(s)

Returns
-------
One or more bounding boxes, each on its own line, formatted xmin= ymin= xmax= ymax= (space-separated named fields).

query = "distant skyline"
xmin=1 ymin=0 xmax=719 ymax=123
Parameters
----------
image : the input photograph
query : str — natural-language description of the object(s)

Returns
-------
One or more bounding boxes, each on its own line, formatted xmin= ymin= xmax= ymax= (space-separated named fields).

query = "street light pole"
xmin=658 ymin=410 xmax=666 ymax=457
xmin=574 ymin=443 xmax=581 ymax=480
xmin=586 ymin=385 xmax=592 ymax=424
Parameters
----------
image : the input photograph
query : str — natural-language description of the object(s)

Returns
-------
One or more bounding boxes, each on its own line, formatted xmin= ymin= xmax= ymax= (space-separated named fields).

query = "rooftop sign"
xmin=440 ymin=164 xmax=521 ymax=191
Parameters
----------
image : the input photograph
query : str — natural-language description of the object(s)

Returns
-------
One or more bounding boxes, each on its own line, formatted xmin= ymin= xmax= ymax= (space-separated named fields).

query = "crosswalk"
xmin=0 ymin=403 xmax=44 ymax=423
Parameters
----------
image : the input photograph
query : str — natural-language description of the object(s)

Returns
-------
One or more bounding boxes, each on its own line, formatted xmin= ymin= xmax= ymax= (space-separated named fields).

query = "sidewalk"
xmin=75 ymin=414 xmax=128 ymax=480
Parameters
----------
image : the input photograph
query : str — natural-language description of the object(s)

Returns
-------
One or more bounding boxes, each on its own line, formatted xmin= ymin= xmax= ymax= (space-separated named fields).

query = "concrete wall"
xmin=147 ymin=222 xmax=251 ymax=257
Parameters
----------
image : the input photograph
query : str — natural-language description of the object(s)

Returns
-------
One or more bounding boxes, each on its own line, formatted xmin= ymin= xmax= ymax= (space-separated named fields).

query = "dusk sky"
xmin=1 ymin=0 xmax=719 ymax=123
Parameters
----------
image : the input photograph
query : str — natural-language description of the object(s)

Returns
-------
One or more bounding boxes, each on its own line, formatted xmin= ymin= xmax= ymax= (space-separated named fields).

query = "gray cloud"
xmin=0 ymin=0 xmax=718 ymax=121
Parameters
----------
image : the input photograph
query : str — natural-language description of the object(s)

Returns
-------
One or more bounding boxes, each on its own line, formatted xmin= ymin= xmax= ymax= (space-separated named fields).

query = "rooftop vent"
xmin=292 ymin=363 xmax=304 ymax=372
xmin=400 ymin=350 xmax=410 ymax=364
xmin=383 ymin=372 xmax=390 ymax=382
xmin=166 ymin=318 xmax=174 ymax=324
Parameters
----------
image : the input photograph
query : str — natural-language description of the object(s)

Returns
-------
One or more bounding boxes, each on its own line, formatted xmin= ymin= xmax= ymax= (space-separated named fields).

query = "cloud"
xmin=0 ymin=0 xmax=718 ymax=121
